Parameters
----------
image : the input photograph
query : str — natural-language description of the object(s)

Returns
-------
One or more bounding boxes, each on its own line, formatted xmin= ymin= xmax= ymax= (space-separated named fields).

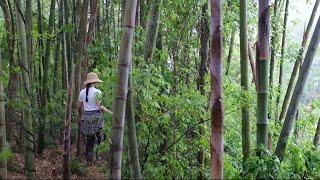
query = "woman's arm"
xmin=96 ymin=101 xmax=113 ymax=115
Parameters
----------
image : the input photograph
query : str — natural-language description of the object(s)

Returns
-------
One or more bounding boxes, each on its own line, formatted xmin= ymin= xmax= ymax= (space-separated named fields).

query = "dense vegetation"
xmin=0 ymin=0 xmax=320 ymax=179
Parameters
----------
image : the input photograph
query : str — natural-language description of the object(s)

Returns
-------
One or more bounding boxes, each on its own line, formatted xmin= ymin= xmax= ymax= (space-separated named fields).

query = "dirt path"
xmin=7 ymin=145 xmax=106 ymax=179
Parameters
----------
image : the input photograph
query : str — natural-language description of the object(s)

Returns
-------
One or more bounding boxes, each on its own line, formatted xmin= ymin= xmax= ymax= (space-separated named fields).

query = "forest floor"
xmin=7 ymin=145 xmax=107 ymax=179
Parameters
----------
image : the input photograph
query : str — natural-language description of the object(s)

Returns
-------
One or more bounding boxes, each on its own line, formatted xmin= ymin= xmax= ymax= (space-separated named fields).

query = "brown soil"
xmin=7 ymin=145 xmax=106 ymax=180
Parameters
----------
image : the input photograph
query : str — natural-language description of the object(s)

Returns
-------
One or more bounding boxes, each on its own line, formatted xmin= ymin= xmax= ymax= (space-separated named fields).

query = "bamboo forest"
xmin=1 ymin=0 xmax=320 ymax=179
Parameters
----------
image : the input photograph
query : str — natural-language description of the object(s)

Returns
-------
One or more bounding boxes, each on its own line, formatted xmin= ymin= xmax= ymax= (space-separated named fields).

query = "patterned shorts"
xmin=80 ymin=110 xmax=104 ymax=136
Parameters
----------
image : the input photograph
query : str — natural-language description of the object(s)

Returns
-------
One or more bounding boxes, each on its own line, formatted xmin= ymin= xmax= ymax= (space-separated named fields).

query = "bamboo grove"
xmin=0 ymin=0 xmax=320 ymax=179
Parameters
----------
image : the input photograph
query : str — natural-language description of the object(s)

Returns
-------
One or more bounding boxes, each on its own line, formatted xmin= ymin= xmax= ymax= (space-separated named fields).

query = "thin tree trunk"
xmin=279 ymin=0 xmax=320 ymax=122
xmin=135 ymin=0 xmax=140 ymax=26
xmin=109 ymin=0 xmax=138 ymax=178
xmin=0 ymin=0 xmax=19 ymax=147
xmin=313 ymin=118 xmax=320 ymax=147
xmin=275 ymin=0 xmax=289 ymax=120
xmin=36 ymin=0 xmax=45 ymax=152
xmin=126 ymin=72 xmax=142 ymax=179
xmin=26 ymin=0 xmax=33 ymax=82
xmin=144 ymin=0 xmax=163 ymax=63
xmin=63 ymin=64 xmax=74 ymax=180
xmin=15 ymin=0 xmax=36 ymax=177
xmin=81 ymin=0 xmax=98 ymax=81
xmin=240 ymin=0 xmax=250 ymax=162
xmin=64 ymin=0 xmax=73 ymax=79
xmin=275 ymin=14 xmax=320 ymax=160
xmin=256 ymin=0 xmax=270 ymax=149
xmin=73 ymin=0 xmax=89 ymax=109
xmin=209 ymin=0 xmax=224 ymax=178
xmin=73 ymin=0 xmax=89 ymax=156
xmin=248 ymin=42 xmax=257 ymax=85
xmin=269 ymin=0 xmax=278 ymax=100
xmin=0 ymin=50 xmax=7 ymax=179
xmin=140 ymin=0 xmax=147 ymax=28
xmin=38 ymin=0 xmax=56 ymax=156
xmin=53 ymin=2 xmax=63 ymax=92
xmin=62 ymin=0 xmax=69 ymax=90
xmin=197 ymin=3 xmax=209 ymax=179
xmin=225 ymin=27 xmax=236 ymax=76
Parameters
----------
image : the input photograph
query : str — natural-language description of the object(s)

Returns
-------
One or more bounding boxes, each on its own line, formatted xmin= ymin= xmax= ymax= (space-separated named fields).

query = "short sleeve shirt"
xmin=79 ymin=87 xmax=102 ymax=111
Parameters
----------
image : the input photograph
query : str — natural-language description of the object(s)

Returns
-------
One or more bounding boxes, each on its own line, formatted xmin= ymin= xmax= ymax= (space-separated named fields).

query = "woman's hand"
xmin=100 ymin=105 xmax=113 ymax=115
xmin=96 ymin=101 xmax=113 ymax=115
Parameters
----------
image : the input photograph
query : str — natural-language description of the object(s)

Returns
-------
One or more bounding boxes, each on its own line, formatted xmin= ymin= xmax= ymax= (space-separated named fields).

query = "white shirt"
xmin=79 ymin=87 xmax=102 ymax=111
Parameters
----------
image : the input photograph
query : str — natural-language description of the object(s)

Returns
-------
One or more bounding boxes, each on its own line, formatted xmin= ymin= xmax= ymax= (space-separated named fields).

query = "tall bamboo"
xmin=0 ymin=50 xmax=7 ymax=179
xmin=126 ymin=72 xmax=142 ymax=179
xmin=109 ymin=0 xmax=138 ymax=178
xmin=0 ymin=0 xmax=19 ymax=146
xmin=313 ymin=118 xmax=320 ymax=147
xmin=197 ymin=3 xmax=209 ymax=179
xmin=26 ymin=0 xmax=33 ymax=81
xmin=256 ymin=0 xmax=270 ymax=149
xmin=63 ymin=64 xmax=74 ymax=180
xmin=240 ymin=0 xmax=250 ymax=161
xmin=53 ymin=1 xmax=63 ymax=92
xmin=269 ymin=0 xmax=278 ymax=99
xmin=275 ymin=14 xmax=320 ymax=160
xmin=209 ymin=0 xmax=224 ymax=178
xmin=64 ymin=0 xmax=73 ymax=78
xmin=38 ymin=0 xmax=56 ymax=155
xmin=225 ymin=27 xmax=236 ymax=76
xmin=144 ymin=0 xmax=163 ymax=63
xmin=275 ymin=0 xmax=289 ymax=120
xmin=279 ymin=0 xmax=320 ymax=122
xmin=15 ymin=0 xmax=36 ymax=178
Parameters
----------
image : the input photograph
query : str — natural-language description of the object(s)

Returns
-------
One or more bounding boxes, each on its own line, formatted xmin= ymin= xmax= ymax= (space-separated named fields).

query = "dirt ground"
xmin=7 ymin=145 xmax=106 ymax=179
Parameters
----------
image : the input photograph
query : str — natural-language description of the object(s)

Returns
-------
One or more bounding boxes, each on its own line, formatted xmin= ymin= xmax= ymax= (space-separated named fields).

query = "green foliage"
xmin=1 ymin=0 xmax=320 ymax=178
xmin=244 ymin=149 xmax=281 ymax=179
xmin=70 ymin=158 xmax=87 ymax=176
xmin=0 ymin=149 xmax=13 ymax=163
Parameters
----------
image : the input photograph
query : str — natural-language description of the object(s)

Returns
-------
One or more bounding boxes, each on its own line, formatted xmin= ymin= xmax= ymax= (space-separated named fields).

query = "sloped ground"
xmin=7 ymin=145 xmax=106 ymax=179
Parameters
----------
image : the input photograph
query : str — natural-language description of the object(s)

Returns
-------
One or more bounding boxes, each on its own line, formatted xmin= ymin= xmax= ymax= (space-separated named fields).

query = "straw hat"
xmin=84 ymin=72 xmax=103 ymax=85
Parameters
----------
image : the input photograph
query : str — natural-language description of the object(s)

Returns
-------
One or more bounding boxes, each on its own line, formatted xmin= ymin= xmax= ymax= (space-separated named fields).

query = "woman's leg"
xmin=95 ymin=130 xmax=104 ymax=163
xmin=86 ymin=135 xmax=95 ymax=165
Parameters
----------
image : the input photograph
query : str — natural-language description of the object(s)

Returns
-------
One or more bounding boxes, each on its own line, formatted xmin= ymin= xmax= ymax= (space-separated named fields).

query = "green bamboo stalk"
xmin=313 ymin=118 xmax=320 ymax=147
xmin=240 ymin=0 xmax=250 ymax=161
xmin=38 ymin=0 xmax=56 ymax=156
xmin=275 ymin=0 xmax=289 ymax=120
xmin=0 ymin=50 xmax=7 ymax=179
xmin=64 ymin=0 xmax=72 ymax=79
xmin=126 ymin=72 xmax=142 ymax=179
xmin=197 ymin=3 xmax=209 ymax=179
xmin=144 ymin=0 xmax=163 ymax=63
xmin=225 ymin=27 xmax=236 ymax=76
xmin=15 ymin=0 xmax=36 ymax=178
xmin=63 ymin=62 xmax=74 ymax=180
xmin=256 ymin=0 xmax=270 ymax=149
xmin=0 ymin=0 xmax=19 ymax=147
xmin=275 ymin=14 xmax=320 ymax=160
xmin=279 ymin=0 xmax=320 ymax=122
xmin=269 ymin=0 xmax=278 ymax=97
xmin=109 ymin=0 xmax=138 ymax=178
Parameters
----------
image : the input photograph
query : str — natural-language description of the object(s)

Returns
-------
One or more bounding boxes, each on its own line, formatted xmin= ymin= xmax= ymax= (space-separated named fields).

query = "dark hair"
xmin=86 ymin=83 xmax=91 ymax=102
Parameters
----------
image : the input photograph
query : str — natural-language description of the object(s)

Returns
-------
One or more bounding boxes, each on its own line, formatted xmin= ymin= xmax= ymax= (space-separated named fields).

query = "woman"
xmin=79 ymin=72 xmax=112 ymax=165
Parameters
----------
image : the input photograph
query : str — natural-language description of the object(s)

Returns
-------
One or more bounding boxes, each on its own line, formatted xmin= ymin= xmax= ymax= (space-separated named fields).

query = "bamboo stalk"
xmin=256 ymin=0 xmax=270 ymax=149
xmin=275 ymin=14 xmax=320 ymax=160
xmin=209 ymin=0 xmax=224 ymax=178
xmin=240 ymin=0 xmax=250 ymax=161
xmin=279 ymin=0 xmax=320 ymax=122
xmin=0 ymin=50 xmax=7 ymax=179
xmin=109 ymin=0 xmax=138 ymax=178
